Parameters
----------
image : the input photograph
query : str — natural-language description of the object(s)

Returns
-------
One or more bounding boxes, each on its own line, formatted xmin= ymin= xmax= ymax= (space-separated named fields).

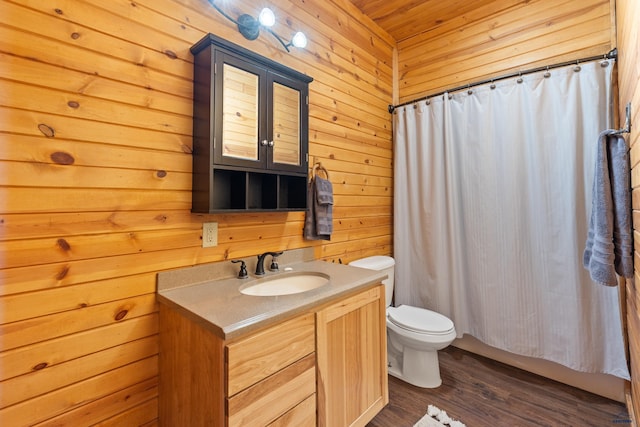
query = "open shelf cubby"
xmin=199 ymin=168 xmax=307 ymax=213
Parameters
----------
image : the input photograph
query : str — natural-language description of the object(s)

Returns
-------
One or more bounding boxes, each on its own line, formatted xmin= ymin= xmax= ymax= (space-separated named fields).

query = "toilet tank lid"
xmin=349 ymin=255 xmax=395 ymax=270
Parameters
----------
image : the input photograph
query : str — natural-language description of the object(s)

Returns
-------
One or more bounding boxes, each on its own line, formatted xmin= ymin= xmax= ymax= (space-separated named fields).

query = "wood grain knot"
xmin=50 ymin=151 xmax=75 ymax=165
xmin=38 ymin=123 xmax=55 ymax=138
xmin=54 ymin=8 xmax=63 ymax=14
xmin=67 ymin=101 xmax=80 ymax=109
xmin=154 ymin=214 xmax=168 ymax=222
xmin=156 ymin=170 xmax=167 ymax=178
xmin=115 ymin=310 xmax=128 ymax=321
xmin=57 ymin=238 xmax=71 ymax=252
xmin=164 ymin=50 xmax=177 ymax=60
xmin=71 ymin=32 xmax=80 ymax=40
xmin=181 ymin=144 xmax=193 ymax=154
xmin=33 ymin=362 xmax=48 ymax=371
xmin=56 ymin=265 xmax=70 ymax=280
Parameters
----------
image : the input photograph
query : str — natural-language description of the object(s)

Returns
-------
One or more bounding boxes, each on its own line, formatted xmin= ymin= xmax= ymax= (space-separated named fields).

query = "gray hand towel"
xmin=303 ymin=176 xmax=333 ymax=241
xmin=583 ymin=130 xmax=633 ymax=286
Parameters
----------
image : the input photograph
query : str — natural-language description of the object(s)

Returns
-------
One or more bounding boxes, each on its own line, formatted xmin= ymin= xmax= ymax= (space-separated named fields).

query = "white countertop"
xmin=157 ymin=259 xmax=387 ymax=340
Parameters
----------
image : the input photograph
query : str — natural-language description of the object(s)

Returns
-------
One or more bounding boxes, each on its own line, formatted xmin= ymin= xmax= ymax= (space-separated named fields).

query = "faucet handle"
xmin=269 ymin=251 xmax=283 ymax=272
xmin=231 ymin=260 xmax=248 ymax=279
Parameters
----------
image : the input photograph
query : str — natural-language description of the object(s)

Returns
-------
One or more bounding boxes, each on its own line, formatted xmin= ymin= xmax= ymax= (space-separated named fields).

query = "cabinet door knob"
xmin=268 ymin=140 xmax=274 ymax=147
xmin=261 ymin=140 xmax=269 ymax=146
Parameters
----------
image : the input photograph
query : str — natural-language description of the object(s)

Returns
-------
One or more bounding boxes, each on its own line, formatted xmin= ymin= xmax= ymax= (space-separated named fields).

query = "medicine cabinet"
xmin=190 ymin=33 xmax=313 ymax=213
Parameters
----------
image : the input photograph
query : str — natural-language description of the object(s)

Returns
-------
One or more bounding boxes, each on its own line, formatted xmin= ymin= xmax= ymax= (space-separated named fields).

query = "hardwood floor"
xmin=368 ymin=346 xmax=630 ymax=427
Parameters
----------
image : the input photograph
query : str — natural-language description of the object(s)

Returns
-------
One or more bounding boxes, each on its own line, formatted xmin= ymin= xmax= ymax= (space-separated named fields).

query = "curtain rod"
xmin=388 ymin=48 xmax=618 ymax=113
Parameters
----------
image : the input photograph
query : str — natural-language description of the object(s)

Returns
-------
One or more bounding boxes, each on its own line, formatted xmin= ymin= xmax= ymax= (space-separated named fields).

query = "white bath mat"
xmin=414 ymin=405 xmax=467 ymax=427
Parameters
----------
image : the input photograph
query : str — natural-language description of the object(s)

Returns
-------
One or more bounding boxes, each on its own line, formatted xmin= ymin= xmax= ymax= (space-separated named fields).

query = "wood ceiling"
xmin=349 ymin=0 xmax=503 ymax=42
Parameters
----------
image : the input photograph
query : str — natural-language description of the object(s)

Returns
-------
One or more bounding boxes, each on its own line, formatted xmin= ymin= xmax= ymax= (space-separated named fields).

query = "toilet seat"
xmin=387 ymin=305 xmax=454 ymax=335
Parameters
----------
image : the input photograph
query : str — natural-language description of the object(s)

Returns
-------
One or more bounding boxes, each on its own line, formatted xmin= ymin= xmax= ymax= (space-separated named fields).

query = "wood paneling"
xmin=0 ymin=0 xmax=393 ymax=424
xmin=394 ymin=0 xmax=615 ymax=103
xmin=617 ymin=0 xmax=640 ymax=421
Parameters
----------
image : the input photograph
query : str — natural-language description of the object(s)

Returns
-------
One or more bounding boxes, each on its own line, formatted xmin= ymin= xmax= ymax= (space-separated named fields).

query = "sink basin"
xmin=240 ymin=273 xmax=330 ymax=296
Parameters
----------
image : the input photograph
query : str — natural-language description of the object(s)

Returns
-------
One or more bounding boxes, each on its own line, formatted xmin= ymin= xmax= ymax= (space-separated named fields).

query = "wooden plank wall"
xmin=617 ymin=0 xmax=640 ymax=421
xmin=396 ymin=0 xmax=615 ymax=103
xmin=0 ymin=0 xmax=394 ymax=424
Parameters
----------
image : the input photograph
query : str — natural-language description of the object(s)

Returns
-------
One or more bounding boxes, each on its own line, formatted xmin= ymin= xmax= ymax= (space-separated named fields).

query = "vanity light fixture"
xmin=208 ymin=0 xmax=307 ymax=52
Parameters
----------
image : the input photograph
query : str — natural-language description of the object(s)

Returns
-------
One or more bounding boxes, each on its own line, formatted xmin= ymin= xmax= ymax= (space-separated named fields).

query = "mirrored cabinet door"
xmin=268 ymin=74 xmax=308 ymax=173
xmin=222 ymin=63 xmax=259 ymax=161
xmin=214 ymin=53 xmax=267 ymax=169
xmin=272 ymin=82 xmax=300 ymax=166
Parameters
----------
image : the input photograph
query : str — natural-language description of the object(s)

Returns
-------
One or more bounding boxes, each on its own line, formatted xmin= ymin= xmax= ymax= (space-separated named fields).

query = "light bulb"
xmin=258 ymin=8 xmax=275 ymax=27
xmin=291 ymin=31 xmax=307 ymax=48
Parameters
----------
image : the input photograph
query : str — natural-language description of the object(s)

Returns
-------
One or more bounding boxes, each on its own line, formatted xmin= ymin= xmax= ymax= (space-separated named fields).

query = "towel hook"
xmin=613 ymin=102 xmax=632 ymax=135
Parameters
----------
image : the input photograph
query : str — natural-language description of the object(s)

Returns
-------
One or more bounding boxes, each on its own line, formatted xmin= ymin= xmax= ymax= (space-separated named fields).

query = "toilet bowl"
xmin=349 ymin=256 xmax=456 ymax=388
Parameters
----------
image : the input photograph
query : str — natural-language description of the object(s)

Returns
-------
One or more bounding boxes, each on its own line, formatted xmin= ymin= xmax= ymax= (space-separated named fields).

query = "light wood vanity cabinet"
xmin=159 ymin=284 xmax=387 ymax=426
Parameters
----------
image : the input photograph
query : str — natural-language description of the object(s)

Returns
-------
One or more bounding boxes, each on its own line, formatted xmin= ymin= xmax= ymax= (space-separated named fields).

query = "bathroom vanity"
xmin=157 ymin=259 xmax=388 ymax=426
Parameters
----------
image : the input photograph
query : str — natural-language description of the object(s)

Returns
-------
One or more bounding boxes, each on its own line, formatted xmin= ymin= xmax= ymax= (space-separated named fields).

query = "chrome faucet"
xmin=255 ymin=251 xmax=283 ymax=275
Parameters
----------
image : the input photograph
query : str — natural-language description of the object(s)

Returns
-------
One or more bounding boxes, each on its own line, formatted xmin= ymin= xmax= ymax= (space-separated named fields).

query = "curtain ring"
xmin=574 ymin=60 xmax=581 ymax=72
xmin=490 ymin=80 xmax=496 ymax=90
xmin=516 ymin=72 xmax=523 ymax=84
xmin=467 ymin=84 xmax=473 ymax=95
xmin=543 ymin=66 xmax=551 ymax=78
xmin=601 ymin=54 xmax=610 ymax=67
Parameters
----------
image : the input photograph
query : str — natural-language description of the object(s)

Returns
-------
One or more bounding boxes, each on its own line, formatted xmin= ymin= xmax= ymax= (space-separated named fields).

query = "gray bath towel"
xmin=583 ymin=130 xmax=633 ymax=286
xmin=304 ymin=175 xmax=333 ymax=240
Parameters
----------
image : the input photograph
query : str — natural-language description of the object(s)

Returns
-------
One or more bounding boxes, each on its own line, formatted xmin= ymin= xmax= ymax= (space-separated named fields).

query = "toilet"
xmin=349 ymin=256 xmax=456 ymax=388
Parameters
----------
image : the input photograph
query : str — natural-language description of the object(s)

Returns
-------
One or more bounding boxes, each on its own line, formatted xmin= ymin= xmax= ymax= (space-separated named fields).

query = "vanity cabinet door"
xmin=316 ymin=285 xmax=389 ymax=427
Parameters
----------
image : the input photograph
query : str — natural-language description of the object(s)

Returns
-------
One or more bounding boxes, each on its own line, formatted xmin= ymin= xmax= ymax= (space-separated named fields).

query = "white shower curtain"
xmin=393 ymin=60 xmax=630 ymax=379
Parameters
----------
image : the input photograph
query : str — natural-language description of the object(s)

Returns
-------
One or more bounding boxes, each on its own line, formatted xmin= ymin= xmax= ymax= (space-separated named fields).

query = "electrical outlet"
xmin=202 ymin=222 xmax=218 ymax=248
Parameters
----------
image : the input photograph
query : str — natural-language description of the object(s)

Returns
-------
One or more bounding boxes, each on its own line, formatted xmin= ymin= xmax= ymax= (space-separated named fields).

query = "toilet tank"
xmin=348 ymin=256 xmax=395 ymax=307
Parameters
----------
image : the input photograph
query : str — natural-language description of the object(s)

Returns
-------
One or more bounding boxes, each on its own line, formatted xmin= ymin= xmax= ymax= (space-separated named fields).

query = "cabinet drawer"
xmin=269 ymin=394 xmax=316 ymax=427
xmin=227 ymin=313 xmax=315 ymax=396
xmin=227 ymin=353 xmax=316 ymax=427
